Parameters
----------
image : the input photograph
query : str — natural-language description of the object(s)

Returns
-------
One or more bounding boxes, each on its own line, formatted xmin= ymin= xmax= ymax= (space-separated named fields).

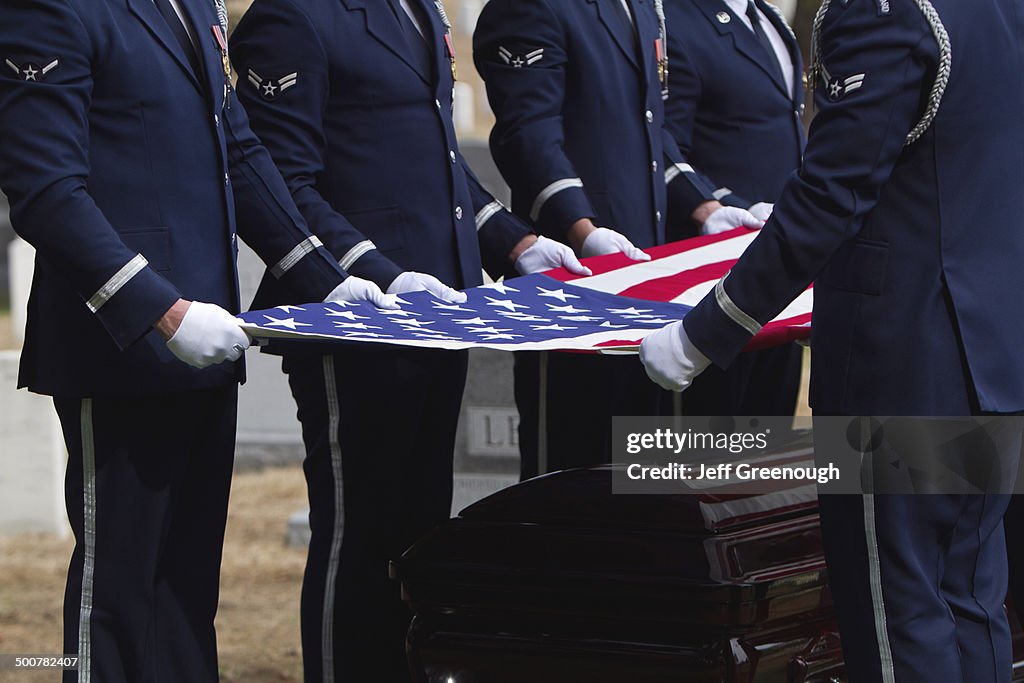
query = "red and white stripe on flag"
xmin=545 ymin=227 xmax=812 ymax=351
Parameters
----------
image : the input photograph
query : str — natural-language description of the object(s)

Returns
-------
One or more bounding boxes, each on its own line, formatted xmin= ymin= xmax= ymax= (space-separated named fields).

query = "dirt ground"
xmin=0 ymin=312 xmax=15 ymax=351
xmin=0 ymin=465 xmax=310 ymax=683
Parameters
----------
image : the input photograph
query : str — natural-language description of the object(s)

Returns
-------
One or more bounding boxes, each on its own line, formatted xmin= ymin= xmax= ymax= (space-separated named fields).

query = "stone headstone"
xmin=0 ymin=351 xmax=69 ymax=536
xmin=235 ymin=242 xmax=306 ymax=467
xmin=0 ymin=193 xmax=13 ymax=309
xmin=8 ymin=236 xmax=33 ymax=344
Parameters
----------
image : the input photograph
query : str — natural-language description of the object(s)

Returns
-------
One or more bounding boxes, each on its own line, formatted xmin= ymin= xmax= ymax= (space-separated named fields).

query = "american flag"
xmin=238 ymin=228 xmax=812 ymax=353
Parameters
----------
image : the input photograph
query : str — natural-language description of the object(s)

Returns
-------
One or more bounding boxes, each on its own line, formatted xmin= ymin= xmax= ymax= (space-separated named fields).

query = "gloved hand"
xmin=748 ymin=202 xmax=774 ymax=222
xmin=701 ymin=206 xmax=765 ymax=235
xmin=166 ymin=301 xmax=251 ymax=369
xmin=325 ymin=276 xmax=400 ymax=309
xmin=387 ymin=271 xmax=467 ymax=303
xmin=639 ymin=320 xmax=711 ymax=392
xmin=580 ymin=227 xmax=651 ymax=261
xmin=515 ymin=236 xmax=593 ymax=276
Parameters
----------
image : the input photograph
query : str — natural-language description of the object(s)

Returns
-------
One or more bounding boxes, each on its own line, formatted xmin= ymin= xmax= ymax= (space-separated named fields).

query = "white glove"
xmin=748 ymin=202 xmax=774 ymax=222
xmin=325 ymin=276 xmax=400 ymax=309
xmin=166 ymin=301 xmax=251 ymax=369
xmin=639 ymin=320 xmax=711 ymax=392
xmin=580 ymin=227 xmax=651 ymax=261
xmin=514 ymin=236 xmax=593 ymax=276
xmin=387 ymin=271 xmax=467 ymax=303
xmin=701 ymin=206 xmax=765 ymax=236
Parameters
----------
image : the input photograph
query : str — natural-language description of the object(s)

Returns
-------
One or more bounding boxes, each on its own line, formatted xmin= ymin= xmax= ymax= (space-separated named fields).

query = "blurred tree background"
xmin=792 ymin=1 xmax=820 ymax=63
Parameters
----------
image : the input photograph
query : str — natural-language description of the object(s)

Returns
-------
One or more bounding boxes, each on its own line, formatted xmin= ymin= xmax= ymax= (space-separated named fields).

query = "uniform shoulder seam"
xmin=274 ymin=0 xmax=328 ymax=61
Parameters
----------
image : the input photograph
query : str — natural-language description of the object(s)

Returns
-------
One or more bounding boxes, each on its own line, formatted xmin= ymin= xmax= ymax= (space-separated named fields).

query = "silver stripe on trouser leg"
xmin=78 ymin=399 xmax=97 ymax=683
xmin=321 ymin=357 xmax=345 ymax=683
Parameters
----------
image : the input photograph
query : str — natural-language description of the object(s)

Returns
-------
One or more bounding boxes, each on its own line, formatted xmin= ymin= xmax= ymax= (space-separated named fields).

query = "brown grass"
xmin=0 ymin=312 xmax=16 ymax=351
xmin=0 ymin=465 xmax=310 ymax=683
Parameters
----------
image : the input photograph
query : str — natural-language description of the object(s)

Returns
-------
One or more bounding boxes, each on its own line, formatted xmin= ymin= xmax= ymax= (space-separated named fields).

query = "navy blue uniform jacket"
xmin=684 ymin=0 xmax=1024 ymax=414
xmin=0 ymin=0 xmax=347 ymax=398
xmin=664 ymin=0 xmax=805 ymax=213
xmin=231 ymin=0 xmax=532 ymax=296
xmin=474 ymin=0 xmax=718 ymax=249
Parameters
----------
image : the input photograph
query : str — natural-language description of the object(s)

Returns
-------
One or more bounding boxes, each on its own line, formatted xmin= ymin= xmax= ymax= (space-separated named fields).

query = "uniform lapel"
xmin=177 ymin=0 xmax=225 ymax=108
xmin=757 ymin=0 xmax=803 ymax=103
xmin=413 ymin=0 xmax=448 ymax=88
xmin=631 ymin=0 xmax=657 ymax=87
xmin=696 ymin=0 xmax=789 ymax=99
xmin=126 ymin=0 xmax=204 ymax=93
xmin=342 ymin=0 xmax=431 ymax=85
xmin=590 ymin=0 xmax=640 ymax=72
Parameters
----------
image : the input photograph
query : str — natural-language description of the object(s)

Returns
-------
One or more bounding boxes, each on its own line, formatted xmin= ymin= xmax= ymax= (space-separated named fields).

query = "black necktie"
xmin=746 ymin=0 xmax=786 ymax=87
xmin=389 ymin=0 xmax=433 ymax=76
xmin=616 ymin=0 xmax=640 ymax=53
xmin=153 ymin=0 xmax=204 ymax=80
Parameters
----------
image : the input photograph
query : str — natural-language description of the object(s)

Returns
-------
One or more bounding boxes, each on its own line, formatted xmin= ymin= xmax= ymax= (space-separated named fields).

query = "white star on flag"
xmin=547 ymin=303 xmax=589 ymax=314
xmin=532 ymin=323 xmax=576 ymax=331
xmin=536 ymin=287 xmax=579 ymax=302
xmin=486 ymin=297 xmax=529 ymax=311
xmin=454 ymin=317 xmax=499 ymax=325
xmin=263 ymin=316 xmax=311 ymax=330
xmin=276 ymin=305 xmax=306 ymax=313
xmin=480 ymin=282 xmax=520 ymax=294
xmin=481 ymin=333 xmax=521 ymax=340
xmin=609 ymin=307 xmax=653 ymax=316
xmin=326 ymin=310 xmax=369 ymax=320
xmin=498 ymin=312 xmax=551 ymax=322
xmin=468 ymin=326 xmax=512 ymax=335
xmin=333 ymin=322 xmax=382 ymax=330
xmin=433 ymin=302 xmax=474 ymax=312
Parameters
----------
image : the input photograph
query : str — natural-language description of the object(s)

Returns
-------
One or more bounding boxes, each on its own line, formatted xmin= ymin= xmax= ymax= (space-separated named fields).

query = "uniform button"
xmin=455 ymin=206 xmax=463 ymax=220
xmin=645 ymin=110 xmax=654 ymax=123
xmin=652 ymin=161 xmax=658 ymax=172
xmin=214 ymin=114 xmax=220 ymax=126
xmin=449 ymin=150 xmax=456 ymax=163
xmin=224 ymin=173 xmax=230 ymax=185
xmin=436 ymin=99 xmax=442 ymax=109
xmin=656 ymin=211 xmax=662 ymax=222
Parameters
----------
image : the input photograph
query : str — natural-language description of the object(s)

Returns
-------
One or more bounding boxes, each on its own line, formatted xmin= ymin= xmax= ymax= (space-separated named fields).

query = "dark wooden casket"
xmin=392 ymin=434 xmax=1024 ymax=682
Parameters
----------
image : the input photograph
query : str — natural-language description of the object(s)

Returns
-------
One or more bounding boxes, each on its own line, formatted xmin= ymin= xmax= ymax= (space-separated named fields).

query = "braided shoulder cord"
xmin=906 ymin=0 xmax=951 ymax=145
xmin=214 ymin=0 xmax=229 ymax=34
xmin=810 ymin=0 xmax=950 ymax=147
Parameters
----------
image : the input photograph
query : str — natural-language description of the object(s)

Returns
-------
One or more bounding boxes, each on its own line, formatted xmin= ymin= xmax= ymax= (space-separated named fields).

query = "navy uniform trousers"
xmin=816 ymin=384 xmax=1020 ymax=682
xmin=55 ymin=387 xmax=237 ymax=683
xmin=515 ymin=353 xmax=661 ymax=479
xmin=282 ymin=347 xmax=467 ymax=682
